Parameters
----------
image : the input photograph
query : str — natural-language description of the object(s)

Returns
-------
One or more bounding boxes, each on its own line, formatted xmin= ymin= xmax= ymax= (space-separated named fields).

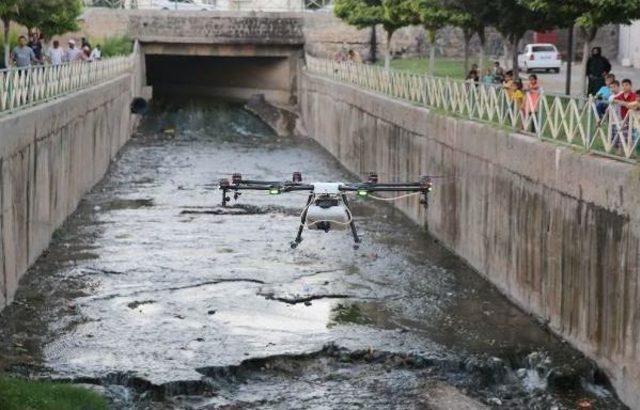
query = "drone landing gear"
xmin=291 ymin=194 xmax=313 ymax=249
xmin=342 ymin=194 xmax=362 ymax=250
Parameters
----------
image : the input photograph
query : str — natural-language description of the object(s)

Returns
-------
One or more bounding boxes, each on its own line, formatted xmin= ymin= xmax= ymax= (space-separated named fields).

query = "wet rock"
xmin=127 ymin=300 xmax=156 ymax=310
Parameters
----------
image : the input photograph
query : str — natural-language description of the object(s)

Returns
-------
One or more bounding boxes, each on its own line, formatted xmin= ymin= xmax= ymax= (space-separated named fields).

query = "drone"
xmin=218 ymin=172 xmax=433 ymax=249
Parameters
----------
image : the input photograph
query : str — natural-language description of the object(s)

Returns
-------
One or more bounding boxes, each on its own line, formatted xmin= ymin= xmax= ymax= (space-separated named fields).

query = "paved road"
xmin=0 ymin=101 xmax=627 ymax=409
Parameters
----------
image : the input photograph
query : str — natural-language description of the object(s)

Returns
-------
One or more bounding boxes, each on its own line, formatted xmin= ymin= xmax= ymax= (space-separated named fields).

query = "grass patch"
xmin=0 ymin=376 xmax=108 ymax=410
xmin=378 ymin=57 xmax=476 ymax=79
xmin=328 ymin=303 xmax=373 ymax=328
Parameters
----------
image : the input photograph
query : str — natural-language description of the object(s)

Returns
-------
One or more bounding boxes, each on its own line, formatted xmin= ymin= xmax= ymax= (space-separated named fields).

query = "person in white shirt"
xmin=90 ymin=44 xmax=102 ymax=61
xmin=47 ymin=40 xmax=65 ymax=65
xmin=64 ymin=39 xmax=82 ymax=62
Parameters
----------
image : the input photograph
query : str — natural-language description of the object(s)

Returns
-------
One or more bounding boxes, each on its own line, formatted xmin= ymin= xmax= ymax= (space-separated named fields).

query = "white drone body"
xmin=305 ymin=183 xmax=351 ymax=231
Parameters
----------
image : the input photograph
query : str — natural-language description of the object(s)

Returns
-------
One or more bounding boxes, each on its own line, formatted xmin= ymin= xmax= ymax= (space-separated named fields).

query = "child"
xmin=596 ymin=74 xmax=616 ymax=117
xmin=511 ymin=79 xmax=525 ymax=109
xmin=482 ymin=68 xmax=493 ymax=86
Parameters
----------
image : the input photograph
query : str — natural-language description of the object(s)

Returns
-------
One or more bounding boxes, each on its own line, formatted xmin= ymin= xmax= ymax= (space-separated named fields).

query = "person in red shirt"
xmin=613 ymin=79 xmax=637 ymax=119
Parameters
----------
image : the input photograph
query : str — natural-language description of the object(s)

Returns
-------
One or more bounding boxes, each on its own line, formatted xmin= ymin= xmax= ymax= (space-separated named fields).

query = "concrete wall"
xmin=128 ymin=10 xmax=304 ymax=45
xmin=299 ymin=71 xmax=640 ymax=409
xmin=0 ymin=74 xmax=139 ymax=309
xmin=619 ymin=21 xmax=640 ymax=68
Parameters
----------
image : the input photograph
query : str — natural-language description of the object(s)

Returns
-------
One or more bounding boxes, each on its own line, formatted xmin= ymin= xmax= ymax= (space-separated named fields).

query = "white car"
xmin=518 ymin=43 xmax=562 ymax=73
xmin=149 ymin=0 xmax=216 ymax=10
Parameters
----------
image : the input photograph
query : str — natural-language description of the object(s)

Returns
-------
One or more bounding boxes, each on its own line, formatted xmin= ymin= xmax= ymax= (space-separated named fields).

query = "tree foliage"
xmin=0 ymin=0 xmax=20 ymax=67
xmin=334 ymin=0 xmax=417 ymax=69
xmin=15 ymin=0 xmax=82 ymax=39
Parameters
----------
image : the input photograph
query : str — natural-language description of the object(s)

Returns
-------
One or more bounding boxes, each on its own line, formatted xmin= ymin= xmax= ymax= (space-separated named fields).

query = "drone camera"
xmin=232 ymin=173 xmax=242 ymax=185
xmin=292 ymin=171 xmax=302 ymax=183
xmin=219 ymin=178 xmax=230 ymax=188
xmin=367 ymin=172 xmax=379 ymax=184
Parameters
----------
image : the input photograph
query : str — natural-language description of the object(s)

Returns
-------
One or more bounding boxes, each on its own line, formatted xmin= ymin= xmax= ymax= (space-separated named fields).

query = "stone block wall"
xmin=299 ymin=71 xmax=640 ymax=409
xmin=303 ymin=12 xmax=619 ymax=63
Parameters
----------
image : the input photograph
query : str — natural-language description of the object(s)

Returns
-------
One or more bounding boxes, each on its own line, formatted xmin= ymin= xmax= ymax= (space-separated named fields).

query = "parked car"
xmin=517 ymin=43 xmax=562 ymax=73
xmin=149 ymin=0 xmax=216 ymax=10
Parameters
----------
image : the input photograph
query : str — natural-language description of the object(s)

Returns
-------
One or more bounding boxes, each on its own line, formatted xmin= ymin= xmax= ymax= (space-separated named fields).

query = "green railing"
xmin=306 ymin=55 xmax=639 ymax=161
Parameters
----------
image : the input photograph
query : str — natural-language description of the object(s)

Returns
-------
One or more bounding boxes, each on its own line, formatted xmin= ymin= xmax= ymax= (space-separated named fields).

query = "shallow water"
xmin=0 ymin=100 xmax=627 ymax=409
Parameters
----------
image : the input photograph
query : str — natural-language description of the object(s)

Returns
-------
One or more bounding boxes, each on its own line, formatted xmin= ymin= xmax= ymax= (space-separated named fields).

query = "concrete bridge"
xmin=130 ymin=11 xmax=304 ymax=104
xmin=0 ymin=9 xmax=639 ymax=409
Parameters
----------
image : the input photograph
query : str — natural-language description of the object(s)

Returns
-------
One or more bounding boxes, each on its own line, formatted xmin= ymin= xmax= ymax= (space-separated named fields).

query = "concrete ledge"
xmin=128 ymin=11 xmax=304 ymax=46
xmin=300 ymin=71 xmax=640 ymax=409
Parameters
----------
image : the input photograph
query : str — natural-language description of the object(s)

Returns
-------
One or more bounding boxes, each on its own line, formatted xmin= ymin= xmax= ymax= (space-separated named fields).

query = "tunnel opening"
xmin=145 ymin=55 xmax=296 ymax=106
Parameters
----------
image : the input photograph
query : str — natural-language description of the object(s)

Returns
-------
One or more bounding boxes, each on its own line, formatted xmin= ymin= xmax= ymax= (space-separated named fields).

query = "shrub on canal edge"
xmin=0 ymin=376 xmax=108 ymax=410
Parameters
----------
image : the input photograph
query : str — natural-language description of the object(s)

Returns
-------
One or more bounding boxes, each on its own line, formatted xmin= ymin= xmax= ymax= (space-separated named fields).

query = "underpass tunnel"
xmin=144 ymin=54 xmax=299 ymax=106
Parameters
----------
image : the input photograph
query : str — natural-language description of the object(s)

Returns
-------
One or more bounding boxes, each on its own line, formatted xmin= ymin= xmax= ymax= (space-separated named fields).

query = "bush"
xmin=94 ymin=35 xmax=133 ymax=58
xmin=0 ymin=376 xmax=109 ymax=410
xmin=0 ymin=30 xmax=22 ymax=69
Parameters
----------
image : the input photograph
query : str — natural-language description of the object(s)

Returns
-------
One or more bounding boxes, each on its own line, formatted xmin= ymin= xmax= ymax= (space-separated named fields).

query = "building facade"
xmin=619 ymin=21 xmax=640 ymax=67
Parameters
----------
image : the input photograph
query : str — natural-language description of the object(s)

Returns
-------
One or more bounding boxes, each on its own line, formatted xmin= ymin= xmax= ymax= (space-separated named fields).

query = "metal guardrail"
xmin=0 ymin=56 xmax=134 ymax=115
xmin=306 ymin=55 xmax=640 ymax=161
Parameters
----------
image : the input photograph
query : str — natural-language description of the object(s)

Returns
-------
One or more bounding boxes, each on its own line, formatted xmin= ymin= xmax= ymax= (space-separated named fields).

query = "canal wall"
xmin=0 ymin=73 xmax=141 ymax=309
xmin=299 ymin=71 xmax=640 ymax=408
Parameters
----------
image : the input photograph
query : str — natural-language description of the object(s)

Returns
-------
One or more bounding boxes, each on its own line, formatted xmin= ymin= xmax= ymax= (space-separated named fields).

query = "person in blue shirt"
xmin=596 ymin=74 xmax=616 ymax=118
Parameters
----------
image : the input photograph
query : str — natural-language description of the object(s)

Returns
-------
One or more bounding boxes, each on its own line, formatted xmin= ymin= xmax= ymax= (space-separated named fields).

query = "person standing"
xmin=586 ymin=47 xmax=611 ymax=96
xmin=47 ymin=40 xmax=65 ymax=65
xmin=28 ymin=33 xmax=44 ymax=64
xmin=65 ymin=39 xmax=82 ymax=62
xmin=90 ymin=44 xmax=102 ymax=61
xmin=10 ymin=35 xmax=36 ymax=68
xmin=492 ymin=61 xmax=504 ymax=83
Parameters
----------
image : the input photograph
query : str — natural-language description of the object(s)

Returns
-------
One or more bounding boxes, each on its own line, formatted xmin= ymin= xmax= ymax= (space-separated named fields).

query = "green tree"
xmin=488 ymin=0 xmax=556 ymax=78
xmin=411 ymin=0 xmax=462 ymax=75
xmin=0 ymin=0 xmax=20 ymax=68
xmin=15 ymin=0 xmax=82 ymax=40
xmin=522 ymin=0 xmax=640 ymax=94
xmin=334 ymin=0 xmax=416 ymax=70
xmin=446 ymin=0 xmax=497 ymax=76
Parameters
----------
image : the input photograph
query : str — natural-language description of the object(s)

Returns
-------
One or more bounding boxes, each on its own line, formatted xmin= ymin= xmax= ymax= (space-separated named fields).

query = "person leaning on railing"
xmin=595 ymin=74 xmax=616 ymax=118
xmin=524 ymin=74 xmax=543 ymax=132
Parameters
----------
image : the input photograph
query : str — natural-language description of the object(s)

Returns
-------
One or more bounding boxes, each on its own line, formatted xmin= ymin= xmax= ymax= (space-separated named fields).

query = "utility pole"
xmin=565 ymin=23 xmax=574 ymax=96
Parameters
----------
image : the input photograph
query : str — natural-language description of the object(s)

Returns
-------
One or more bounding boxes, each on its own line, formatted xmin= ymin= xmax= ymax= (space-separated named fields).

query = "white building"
xmin=619 ymin=21 xmax=640 ymax=68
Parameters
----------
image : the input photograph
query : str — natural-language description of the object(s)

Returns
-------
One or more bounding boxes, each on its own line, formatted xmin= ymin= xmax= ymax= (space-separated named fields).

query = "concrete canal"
xmin=0 ymin=100 xmax=627 ymax=409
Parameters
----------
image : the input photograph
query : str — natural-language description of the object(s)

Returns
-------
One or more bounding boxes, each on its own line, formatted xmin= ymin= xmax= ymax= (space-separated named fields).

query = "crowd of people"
xmin=462 ymin=53 xmax=640 ymax=125
xmin=586 ymin=47 xmax=640 ymax=121
xmin=9 ymin=33 xmax=102 ymax=69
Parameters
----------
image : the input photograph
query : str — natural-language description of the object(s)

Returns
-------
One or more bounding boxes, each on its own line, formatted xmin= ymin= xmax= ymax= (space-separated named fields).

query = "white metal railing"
xmin=0 ymin=56 xmax=134 ymax=115
xmin=306 ymin=55 xmax=640 ymax=161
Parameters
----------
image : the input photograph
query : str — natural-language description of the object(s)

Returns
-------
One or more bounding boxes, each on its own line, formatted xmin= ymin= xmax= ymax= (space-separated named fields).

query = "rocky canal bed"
xmin=0 ymin=101 xmax=628 ymax=409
